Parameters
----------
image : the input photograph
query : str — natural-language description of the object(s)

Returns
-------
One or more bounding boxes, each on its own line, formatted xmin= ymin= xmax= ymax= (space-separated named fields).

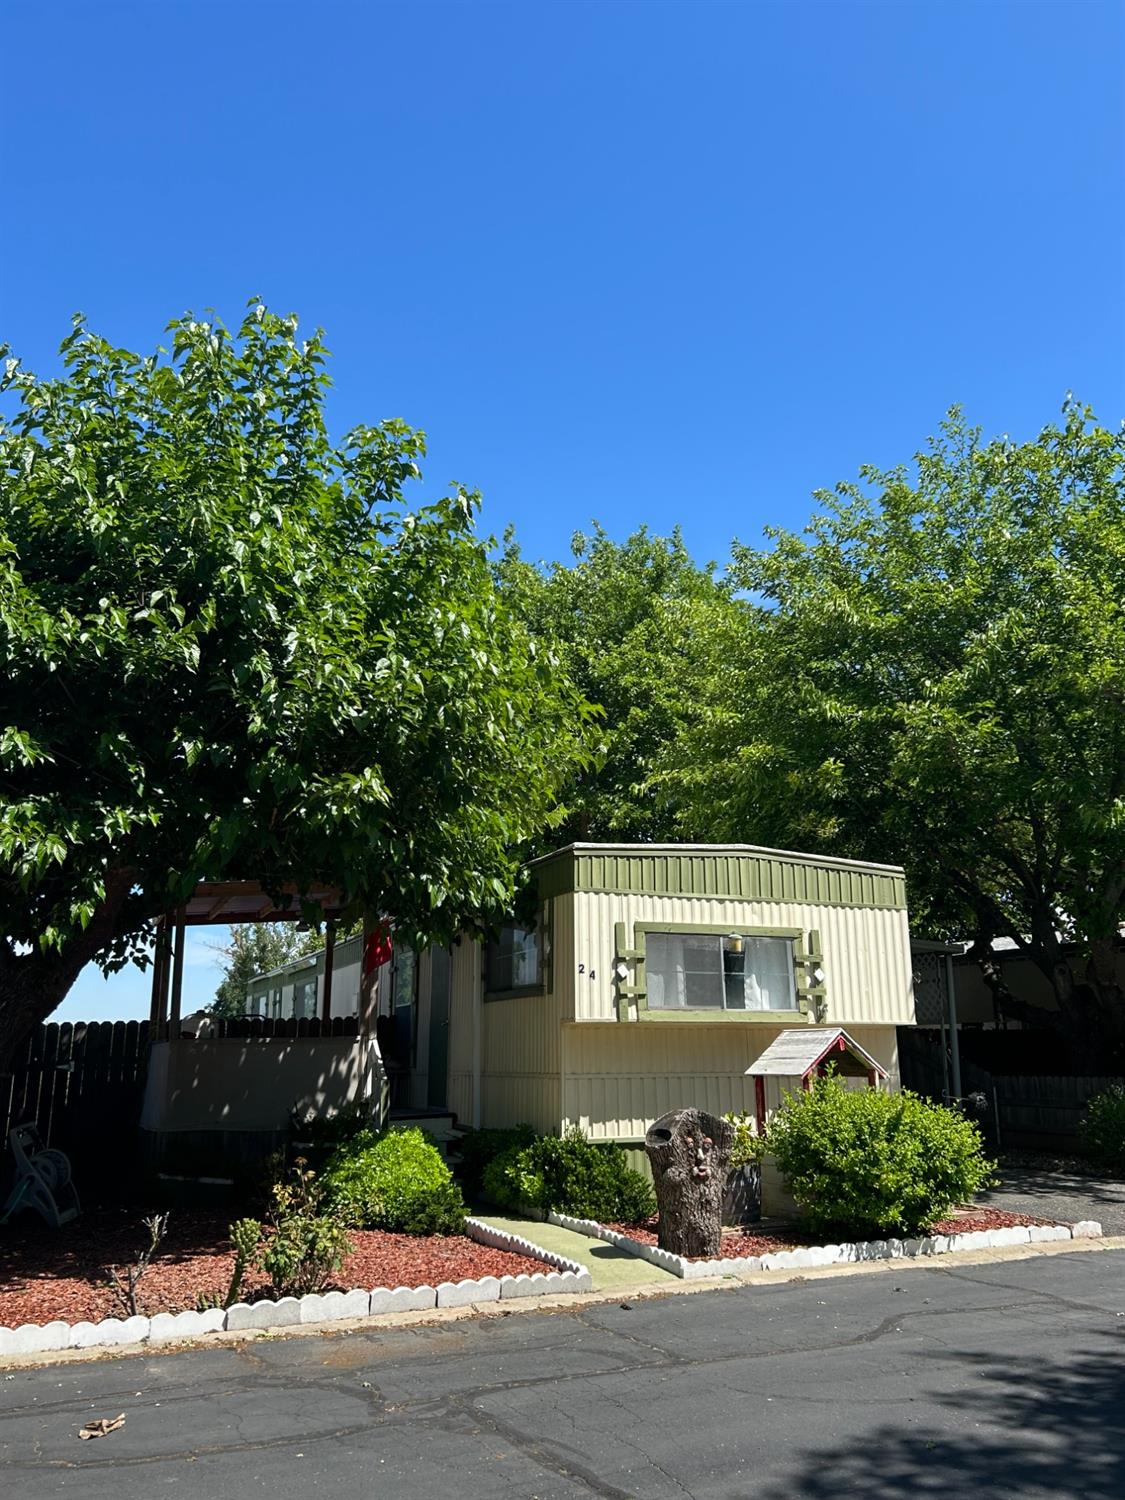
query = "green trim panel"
xmin=535 ymin=850 xmax=904 ymax=909
xmin=637 ymin=1008 xmax=808 ymax=1024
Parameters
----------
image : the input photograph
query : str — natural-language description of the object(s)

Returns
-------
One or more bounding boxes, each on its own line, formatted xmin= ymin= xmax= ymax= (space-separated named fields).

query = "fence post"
xmin=944 ymin=952 xmax=962 ymax=1097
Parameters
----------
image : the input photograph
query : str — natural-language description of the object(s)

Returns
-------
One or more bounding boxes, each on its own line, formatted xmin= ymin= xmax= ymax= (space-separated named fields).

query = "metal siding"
xmin=550 ymin=893 xmax=577 ymax=1022
xmin=445 ymin=937 xmax=479 ymax=1124
xmin=475 ymin=956 xmax=564 ymax=1134
xmin=561 ymin=1021 xmax=903 ymax=1140
xmin=571 ymin=892 xmax=915 ymax=1025
xmin=548 ymin=849 xmax=906 ymax=907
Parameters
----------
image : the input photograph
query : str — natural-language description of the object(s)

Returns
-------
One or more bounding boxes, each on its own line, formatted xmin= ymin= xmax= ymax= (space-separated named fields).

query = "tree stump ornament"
xmin=644 ymin=1108 xmax=734 ymax=1258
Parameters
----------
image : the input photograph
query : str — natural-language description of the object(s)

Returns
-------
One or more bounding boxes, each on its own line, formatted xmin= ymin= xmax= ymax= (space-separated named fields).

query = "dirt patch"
xmin=603 ymin=1205 xmax=1060 ymax=1262
xmin=0 ymin=1210 xmax=549 ymax=1328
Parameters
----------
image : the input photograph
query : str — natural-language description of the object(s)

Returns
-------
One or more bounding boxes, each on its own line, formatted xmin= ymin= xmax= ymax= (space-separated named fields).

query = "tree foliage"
xmin=0 ymin=302 xmax=589 ymax=1064
xmin=496 ymin=524 xmax=740 ymax=843
xmin=209 ymin=922 xmax=322 ymax=1019
xmin=662 ymin=405 xmax=1125 ymax=1058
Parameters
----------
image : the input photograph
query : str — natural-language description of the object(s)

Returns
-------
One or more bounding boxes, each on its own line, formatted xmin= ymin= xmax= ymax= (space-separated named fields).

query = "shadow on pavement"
xmin=987 ymin=1166 xmax=1125 ymax=1207
xmin=762 ymin=1332 xmax=1125 ymax=1500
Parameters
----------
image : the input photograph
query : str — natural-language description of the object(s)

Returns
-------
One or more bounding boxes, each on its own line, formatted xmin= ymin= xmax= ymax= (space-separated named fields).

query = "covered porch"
xmin=140 ymin=881 xmax=423 ymax=1175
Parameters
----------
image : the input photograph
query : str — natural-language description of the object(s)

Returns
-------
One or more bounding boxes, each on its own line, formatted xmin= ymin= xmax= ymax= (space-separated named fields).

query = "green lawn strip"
xmin=474 ymin=1212 xmax=679 ymax=1291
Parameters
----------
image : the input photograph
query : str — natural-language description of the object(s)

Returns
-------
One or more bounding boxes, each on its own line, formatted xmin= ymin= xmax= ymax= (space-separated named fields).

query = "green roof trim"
xmin=532 ymin=843 xmax=906 ymax=910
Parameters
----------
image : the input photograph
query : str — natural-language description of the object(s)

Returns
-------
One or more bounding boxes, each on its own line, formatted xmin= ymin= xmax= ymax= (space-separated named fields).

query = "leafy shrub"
xmin=454 ymin=1124 xmax=539 ymax=1196
xmin=1081 ymin=1083 xmax=1125 ymax=1174
xmin=483 ymin=1126 xmax=656 ymax=1224
xmin=321 ymin=1127 xmax=467 ymax=1235
xmin=723 ymin=1111 xmax=768 ymax=1170
xmin=767 ymin=1076 xmax=995 ymax=1237
xmin=290 ymin=1098 xmax=377 ymax=1150
xmin=257 ymin=1162 xmax=353 ymax=1297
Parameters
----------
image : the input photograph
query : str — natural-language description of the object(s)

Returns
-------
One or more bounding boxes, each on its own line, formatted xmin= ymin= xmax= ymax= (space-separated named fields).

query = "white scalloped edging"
xmin=547 ymin=1212 xmax=1102 ymax=1281
xmin=0 ymin=1217 xmax=594 ymax=1358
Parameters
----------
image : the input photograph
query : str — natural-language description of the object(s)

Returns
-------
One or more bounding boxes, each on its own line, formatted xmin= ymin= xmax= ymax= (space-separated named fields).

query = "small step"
xmin=386 ymin=1109 xmax=463 ymax=1158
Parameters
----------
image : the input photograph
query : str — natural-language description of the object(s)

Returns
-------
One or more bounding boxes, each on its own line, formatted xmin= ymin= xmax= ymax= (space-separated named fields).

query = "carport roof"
xmin=178 ymin=881 xmax=348 ymax=926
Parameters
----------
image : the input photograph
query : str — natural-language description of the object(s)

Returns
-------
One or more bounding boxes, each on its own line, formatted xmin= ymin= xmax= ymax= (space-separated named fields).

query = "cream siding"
xmin=549 ymin=893 xmax=578 ymax=1022
xmin=237 ymin=846 xmax=916 ymax=1145
xmin=561 ymin=1021 xmax=902 ymax=1142
xmin=569 ymin=891 xmax=915 ymax=1027
xmin=479 ymin=991 xmax=562 ymax=1133
xmin=446 ymin=937 xmax=479 ymax=1127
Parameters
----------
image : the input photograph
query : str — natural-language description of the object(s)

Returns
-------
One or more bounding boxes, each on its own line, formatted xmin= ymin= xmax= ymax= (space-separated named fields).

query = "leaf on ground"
xmin=78 ymin=1413 xmax=126 ymax=1441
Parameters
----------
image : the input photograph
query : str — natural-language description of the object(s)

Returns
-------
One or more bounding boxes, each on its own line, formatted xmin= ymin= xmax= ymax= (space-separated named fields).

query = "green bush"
xmin=1081 ymin=1083 xmax=1125 ymax=1174
xmin=454 ymin=1124 xmax=539 ymax=1196
xmin=483 ymin=1126 xmax=656 ymax=1224
xmin=723 ymin=1111 xmax=768 ymax=1170
xmin=257 ymin=1163 xmax=353 ymax=1297
xmin=767 ymin=1076 xmax=995 ymax=1237
xmin=321 ymin=1127 xmax=467 ymax=1235
xmin=290 ymin=1098 xmax=377 ymax=1150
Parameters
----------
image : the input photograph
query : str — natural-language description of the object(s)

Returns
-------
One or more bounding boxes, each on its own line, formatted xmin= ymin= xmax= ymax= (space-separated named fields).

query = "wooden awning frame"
xmin=150 ymin=880 xmax=349 ymax=1038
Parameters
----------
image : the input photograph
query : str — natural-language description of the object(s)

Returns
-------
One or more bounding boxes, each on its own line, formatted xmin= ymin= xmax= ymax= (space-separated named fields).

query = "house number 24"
xmin=577 ymin=964 xmax=596 ymax=980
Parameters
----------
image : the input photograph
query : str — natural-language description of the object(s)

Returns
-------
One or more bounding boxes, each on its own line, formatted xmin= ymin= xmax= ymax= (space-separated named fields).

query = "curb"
xmin=2 ymin=1233 xmax=1123 ymax=1370
xmin=547 ymin=1211 xmax=1104 ymax=1280
xmin=0 ymin=1217 xmax=592 ymax=1358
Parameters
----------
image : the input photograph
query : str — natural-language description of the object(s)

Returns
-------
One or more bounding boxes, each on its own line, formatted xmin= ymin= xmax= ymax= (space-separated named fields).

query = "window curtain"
xmin=646 ymin=933 xmax=794 ymax=1011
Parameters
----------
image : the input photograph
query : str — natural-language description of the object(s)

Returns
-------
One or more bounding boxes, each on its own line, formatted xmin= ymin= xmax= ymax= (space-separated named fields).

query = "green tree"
xmin=665 ymin=405 xmax=1125 ymax=1063
xmin=496 ymin=524 xmax=741 ymax=844
xmin=210 ymin=923 xmax=310 ymax=1019
xmin=0 ymin=303 xmax=589 ymax=1068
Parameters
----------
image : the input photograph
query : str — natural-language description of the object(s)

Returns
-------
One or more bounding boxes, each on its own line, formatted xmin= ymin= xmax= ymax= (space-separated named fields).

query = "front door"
xmin=426 ymin=945 xmax=451 ymax=1109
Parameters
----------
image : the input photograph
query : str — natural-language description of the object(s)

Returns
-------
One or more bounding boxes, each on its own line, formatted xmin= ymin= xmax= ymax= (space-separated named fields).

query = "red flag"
xmin=363 ymin=923 xmax=393 ymax=974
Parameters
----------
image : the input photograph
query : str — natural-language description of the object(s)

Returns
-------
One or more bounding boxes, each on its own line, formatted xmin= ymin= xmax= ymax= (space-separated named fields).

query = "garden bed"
xmin=602 ymin=1206 xmax=1059 ymax=1262
xmin=0 ymin=1209 xmax=551 ymax=1328
xmin=552 ymin=1204 xmax=1101 ymax=1281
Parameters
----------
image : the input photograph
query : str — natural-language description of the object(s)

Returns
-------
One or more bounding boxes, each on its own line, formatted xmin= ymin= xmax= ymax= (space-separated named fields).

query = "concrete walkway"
xmin=475 ymin=1212 xmax=679 ymax=1292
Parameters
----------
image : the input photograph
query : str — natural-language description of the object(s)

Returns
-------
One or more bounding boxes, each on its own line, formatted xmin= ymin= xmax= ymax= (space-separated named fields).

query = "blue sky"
xmin=3 ymin=0 xmax=1122 ymax=1020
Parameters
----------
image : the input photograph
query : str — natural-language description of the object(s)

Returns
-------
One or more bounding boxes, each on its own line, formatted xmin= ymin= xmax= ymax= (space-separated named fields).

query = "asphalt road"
xmin=3 ymin=1248 xmax=1124 ymax=1500
xmin=983 ymin=1163 xmax=1125 ymax=1235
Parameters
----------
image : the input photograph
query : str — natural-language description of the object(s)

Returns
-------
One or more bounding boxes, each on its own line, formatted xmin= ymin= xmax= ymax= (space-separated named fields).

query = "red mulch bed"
xmin=0 ymin=1210 xmax=550 ymax=1328
xmin=603 ymin=1205 xmax=1061 ymax=1262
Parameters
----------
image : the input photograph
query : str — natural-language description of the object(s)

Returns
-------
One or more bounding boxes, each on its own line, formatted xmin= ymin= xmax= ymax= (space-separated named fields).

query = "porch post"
xmin=155 ymin=913 xmax=173 ymax=1039
xmin=358 ymin=915 xmax=387 ymax=1127
xmin=148 ymin=919 xmax=169 ymax=1031
xmin=168 ymin=906 xmax=187 ymax=1041
xmin=320 ymin=919 xmax=336 ymax=1025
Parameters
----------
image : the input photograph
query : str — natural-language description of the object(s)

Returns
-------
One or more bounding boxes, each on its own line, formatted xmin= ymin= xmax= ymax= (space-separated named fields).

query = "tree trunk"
xmin=644 ymin=1107 xmax=734 ymax=1258
xmin=0 ymin=870 xmax=137 ymax=1077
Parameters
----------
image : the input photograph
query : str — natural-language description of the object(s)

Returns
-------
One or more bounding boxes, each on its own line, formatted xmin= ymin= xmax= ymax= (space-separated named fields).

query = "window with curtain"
xmin=485 ymin=924 xmax=540 ymax=994
xmin=645 ymin=932 xmax=795 ymax=1011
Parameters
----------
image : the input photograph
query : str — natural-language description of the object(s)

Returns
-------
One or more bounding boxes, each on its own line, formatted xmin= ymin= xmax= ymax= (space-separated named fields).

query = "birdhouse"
xmin=746 ymin=1026 xmax=888 ymax=1129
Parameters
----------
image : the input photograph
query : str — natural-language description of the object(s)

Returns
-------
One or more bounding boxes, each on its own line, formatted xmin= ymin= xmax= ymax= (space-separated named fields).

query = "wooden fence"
xmin=897 ymin=1027 xmax=1122 ymax=1146
xmin=992 ymin=1074 xmax=1123 ymax=1146
xmin=1 ymin=1020 xmax=152 ymax=1195
xmin=1 ymin=1013 xmax=362 ymax=1198
xmin=207 ymin=1015 xmax=359 ymax=1040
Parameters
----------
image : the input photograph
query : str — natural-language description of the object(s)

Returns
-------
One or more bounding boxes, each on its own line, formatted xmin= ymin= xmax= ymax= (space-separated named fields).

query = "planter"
xmin=722 ymin=1162 xmax=761 ymax=1227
